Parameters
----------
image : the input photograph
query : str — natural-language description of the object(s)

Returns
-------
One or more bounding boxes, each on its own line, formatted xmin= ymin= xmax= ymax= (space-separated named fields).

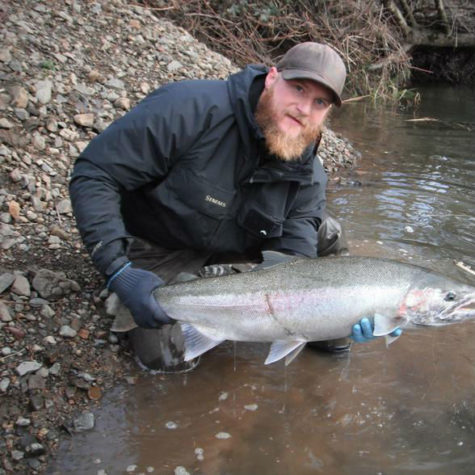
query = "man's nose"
xmin=296 ymin=98 xmax=311 ymax=116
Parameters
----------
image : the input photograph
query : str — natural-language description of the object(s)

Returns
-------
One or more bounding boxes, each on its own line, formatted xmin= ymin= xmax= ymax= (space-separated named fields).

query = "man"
xmin=70 ymin=42 xmax=398 ymax=371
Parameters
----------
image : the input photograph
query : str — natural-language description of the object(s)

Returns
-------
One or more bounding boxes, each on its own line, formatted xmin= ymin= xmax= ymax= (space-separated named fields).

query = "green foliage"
xmin=40 ymin=59 xmax=56 ymax=71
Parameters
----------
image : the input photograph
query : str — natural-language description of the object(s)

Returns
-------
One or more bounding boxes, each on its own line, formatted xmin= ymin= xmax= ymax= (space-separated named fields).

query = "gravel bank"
xmin=0 ymin=0 xmax=360 ymax=472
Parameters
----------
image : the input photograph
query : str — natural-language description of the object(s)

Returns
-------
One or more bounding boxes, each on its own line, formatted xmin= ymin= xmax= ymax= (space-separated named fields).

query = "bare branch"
xmin=434 ymin=0 xmax=451 ymax=34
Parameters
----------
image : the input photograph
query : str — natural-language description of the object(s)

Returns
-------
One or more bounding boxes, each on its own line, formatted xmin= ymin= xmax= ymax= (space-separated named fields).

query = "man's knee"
xmin=317 ymin=214 xmax=349 ymax=257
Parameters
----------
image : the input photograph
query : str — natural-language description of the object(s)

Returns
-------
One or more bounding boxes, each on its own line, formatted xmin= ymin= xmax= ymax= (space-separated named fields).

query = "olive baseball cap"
xmin=276 ymin=42 xmax=346 ymax=106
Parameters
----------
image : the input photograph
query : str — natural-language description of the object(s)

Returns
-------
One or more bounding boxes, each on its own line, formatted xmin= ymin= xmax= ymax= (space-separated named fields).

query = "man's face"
xmin=255 ymin=67 xmax=333 ymax=161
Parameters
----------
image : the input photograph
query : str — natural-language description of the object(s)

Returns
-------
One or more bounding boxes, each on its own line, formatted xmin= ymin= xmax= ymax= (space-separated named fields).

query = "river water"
xmin=49 ymin=86 xmax=475 ymax=475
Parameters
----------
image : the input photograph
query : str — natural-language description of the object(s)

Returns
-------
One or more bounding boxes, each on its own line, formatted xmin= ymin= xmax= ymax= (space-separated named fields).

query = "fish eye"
xmin=444 ymin=291 xmax=456 ymax=301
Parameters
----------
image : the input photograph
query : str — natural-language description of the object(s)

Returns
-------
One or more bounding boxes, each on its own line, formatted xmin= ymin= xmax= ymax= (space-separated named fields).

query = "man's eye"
xmin=294 ymin=85 xmax=304 ymax=93
xmin=314 ymin=98 xmax=329 ymax=109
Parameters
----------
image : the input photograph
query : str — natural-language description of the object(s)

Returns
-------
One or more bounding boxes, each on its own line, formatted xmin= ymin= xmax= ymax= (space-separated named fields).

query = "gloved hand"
xmin=107 ymin=263 xmax=173 ymax=328
xmin=351 ymin=317 xmax=403 ymax=343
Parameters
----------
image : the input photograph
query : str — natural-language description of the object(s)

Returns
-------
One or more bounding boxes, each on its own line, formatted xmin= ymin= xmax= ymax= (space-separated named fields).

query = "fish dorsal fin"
xmin=265 ymin=340 xmax=306 ymax=365
xmin=180 ymin=323 xmax=224 ymax=361
xmin=373 ymin=313 xmax=401 ymax=336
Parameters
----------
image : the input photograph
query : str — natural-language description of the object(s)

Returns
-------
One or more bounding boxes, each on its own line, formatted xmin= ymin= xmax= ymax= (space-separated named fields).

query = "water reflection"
xmin=49 ymin=86 xmax=475 ymax=474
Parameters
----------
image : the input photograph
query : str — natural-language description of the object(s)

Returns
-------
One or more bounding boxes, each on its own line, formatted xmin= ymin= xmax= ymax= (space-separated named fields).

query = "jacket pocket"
xmin=166 ymin=167 xmax=236 ymax=219
xmin=237 ymin=205 xmax=283 ymax=239
xmin=144 ymin=166 xmax=236 ymax=249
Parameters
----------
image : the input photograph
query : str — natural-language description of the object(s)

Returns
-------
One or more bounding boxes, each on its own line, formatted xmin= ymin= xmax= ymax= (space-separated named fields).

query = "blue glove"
xmin=107 ymin=263 xmax=173 ymax=328
xmin=351 ymin=317 xmax=402 ymax=343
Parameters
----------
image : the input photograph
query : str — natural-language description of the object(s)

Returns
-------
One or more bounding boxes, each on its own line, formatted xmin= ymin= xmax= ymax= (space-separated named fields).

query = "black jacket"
xmin=69 ymin=65 xmax=327 ymax=275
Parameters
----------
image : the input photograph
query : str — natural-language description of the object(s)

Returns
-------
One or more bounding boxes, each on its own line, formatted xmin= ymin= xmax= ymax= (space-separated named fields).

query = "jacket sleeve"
xmin=69 ymin=84 xmax=215 ymax=275
xmin=262 ymin=160 xmax=327 ymax=258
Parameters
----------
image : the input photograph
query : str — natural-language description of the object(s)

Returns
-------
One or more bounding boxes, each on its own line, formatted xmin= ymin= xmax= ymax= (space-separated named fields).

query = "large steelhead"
xmin=154 ymin=256 xmax=475 ymax=365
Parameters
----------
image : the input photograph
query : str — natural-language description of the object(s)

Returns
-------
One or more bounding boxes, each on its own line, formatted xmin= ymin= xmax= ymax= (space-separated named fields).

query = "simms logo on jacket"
xmin=205 ymin=195 xmax=227 ymax=208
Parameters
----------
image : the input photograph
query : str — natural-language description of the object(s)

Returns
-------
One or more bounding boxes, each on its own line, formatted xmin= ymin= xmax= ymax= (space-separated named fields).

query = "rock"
xmin=40 ymin=305 xmax=55 ymax=318
xmin=10 ymin=86 xmax=29 ymax=108
xmin=35 ymin=80 xmax=53 ymax=104
xmin=43 ymin=336 xmax=56 ymax=345
xmin=32 ymin=269 xmax=79 ymax=299
xmin=0 ymin=118 xmax=14 ymax=129
xmin=114 ymin=97 xmax=131 ymax=110
xmin=28 ymin=374 xmax=46 ymax=390
xmin=56 ymin=198 xmax=72 ymax=214
xmin=0 ymin=378 xmax=10 ymax=392
xmin=174 ymin=467 xmax=190 ymax=475
xmin=16 ymin=361 xmax=42 ymax=377
xmin=105 ymin=77 xmax=125 ymax=89
xmin=49 ymin=225 xmax=69 ymax=240
xmin=11 ymin=274 xmax=31 ymax=297
xmin=0 ymin=302 xmax=13 ymax=322
xmin=25 ymin=442 xmax=45 ymax=457
xmin=73 ymin=113 xmax=95 ymax=127
xmin=73 ymin=412 xmax=95 ymax=432
xmin=11 ymin=450 xmax=24 ymax=461
xmin=8 ymin=200 xmax=21 ymax=220
xmin=0 ymin=273 xmax=15 ymax=293
xmin=215 ymin=432 xmax=231 ymax=439
xmin=59 ymin=325 xmax=77 ymax=338
xmin=167 ymin=60 xmax=183 ymax=72
xmin=15 ymin=417 xmax=31 ymax=427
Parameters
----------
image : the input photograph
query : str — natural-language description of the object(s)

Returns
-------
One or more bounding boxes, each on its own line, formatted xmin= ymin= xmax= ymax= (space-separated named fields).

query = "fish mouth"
xmin=441 ymin=292 xmax=475 ymax=320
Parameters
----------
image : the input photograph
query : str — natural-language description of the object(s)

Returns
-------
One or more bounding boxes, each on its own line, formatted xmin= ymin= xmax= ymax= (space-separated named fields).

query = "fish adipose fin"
xmin=265 ymin=340 xmax=306 ymax=365
xmin=373 ymin=313 xmax=402 ymax=346
xmin=180 ymin=323 xmax=224 ymax=361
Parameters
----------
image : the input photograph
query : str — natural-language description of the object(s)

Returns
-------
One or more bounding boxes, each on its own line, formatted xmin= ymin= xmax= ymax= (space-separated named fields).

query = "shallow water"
xmin=49 ymin=86 xmax=475 ymax=475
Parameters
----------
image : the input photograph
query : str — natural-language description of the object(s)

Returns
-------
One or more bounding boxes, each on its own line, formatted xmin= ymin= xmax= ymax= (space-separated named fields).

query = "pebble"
xmin=59 ymin=325 xmax=77 ymax=338
xmin=11 ymin=274 xmax=31 ymax=297
xmin=35 ymin=80 xmax=53 ymax=104
xmin=0 ymin=273 xmax=15 ymax=293
xmin=16 ymin=361 xmax=42 ymax=377
xmin=165 ymin=421 xmax=178 ymax=429
xmin=0 ymin=378 xmax=10 ymax=392
xmin=0 ymin=301 xmax=12 ymax=322
xmin=174 ymin=467 xmax=190 ymax=475
xmin=215 ymin=432 xmax=231 ymax=439
xmin=73 ymin=412 xmax=95 ymax=432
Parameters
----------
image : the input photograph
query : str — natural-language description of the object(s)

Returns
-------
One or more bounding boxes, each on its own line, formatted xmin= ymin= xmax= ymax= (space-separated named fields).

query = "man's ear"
xmin=265 ymin=66 xmax=279 ymax=89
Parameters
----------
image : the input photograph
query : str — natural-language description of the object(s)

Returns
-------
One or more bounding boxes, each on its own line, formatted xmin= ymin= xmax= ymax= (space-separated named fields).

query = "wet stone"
xmin=73 ymin=411 xmax=94 ymax=432
xmin=25 ymin=442 xmax=45 ymax=457
xmin=16 ymin=416 xmax=31 ymax=427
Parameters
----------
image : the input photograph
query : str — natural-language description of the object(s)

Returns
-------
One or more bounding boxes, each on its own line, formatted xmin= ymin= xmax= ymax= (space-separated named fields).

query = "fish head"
xmin=401 ymin=284 xmax=475 ymax=327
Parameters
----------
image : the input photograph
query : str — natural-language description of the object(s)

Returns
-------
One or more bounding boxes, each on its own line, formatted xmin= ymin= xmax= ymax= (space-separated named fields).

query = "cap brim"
xmin=281 ymin=69 xmax=342 ymax=107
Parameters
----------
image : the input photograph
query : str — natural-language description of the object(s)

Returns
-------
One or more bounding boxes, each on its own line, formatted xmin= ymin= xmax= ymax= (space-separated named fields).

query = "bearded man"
xmin=70 ymin=42 xmax=387 ymax=371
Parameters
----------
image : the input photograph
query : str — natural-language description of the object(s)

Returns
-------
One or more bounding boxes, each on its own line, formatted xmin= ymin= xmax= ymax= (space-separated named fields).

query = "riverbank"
xmin=0 ymin=0 xmax=359 ymax=472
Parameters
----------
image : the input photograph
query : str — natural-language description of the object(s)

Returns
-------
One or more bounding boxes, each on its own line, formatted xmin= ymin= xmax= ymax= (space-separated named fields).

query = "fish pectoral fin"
xmin=373 ymin=313 xmax=401 ymax=337
xmin=265 ymin=340 xmax=306 ymax=365
xmin=384 ymin=333 xmax=401 ymax=347
xmin=179 ymin=323 xmax=224 ymax=362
